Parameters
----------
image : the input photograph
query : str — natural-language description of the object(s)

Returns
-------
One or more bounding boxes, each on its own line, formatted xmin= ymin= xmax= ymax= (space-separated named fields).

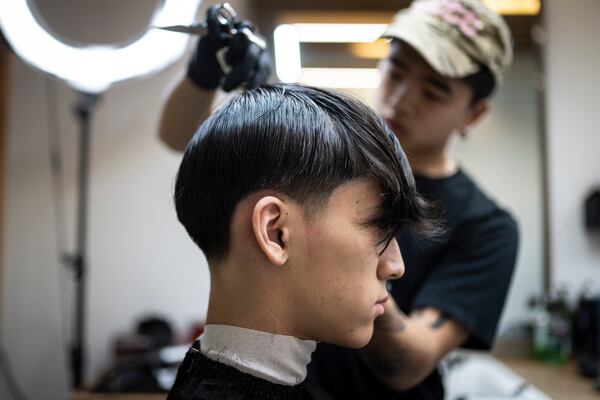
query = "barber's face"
xmin=374 ymin=41 xmax=476 ymax=157
xmin=288 ymin=179 xmax=404 ymax=348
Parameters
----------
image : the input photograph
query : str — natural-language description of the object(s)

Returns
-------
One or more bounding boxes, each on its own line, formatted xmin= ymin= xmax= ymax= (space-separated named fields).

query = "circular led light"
xmin=0 ymin=0 xmax=202 ymax=93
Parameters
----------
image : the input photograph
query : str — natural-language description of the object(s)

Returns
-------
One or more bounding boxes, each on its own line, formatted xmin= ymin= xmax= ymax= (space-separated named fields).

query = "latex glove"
xmin=221 ymin=20 xmax=272 ymax=91
xmin=187 ymin=6 xmax=271 ymax=91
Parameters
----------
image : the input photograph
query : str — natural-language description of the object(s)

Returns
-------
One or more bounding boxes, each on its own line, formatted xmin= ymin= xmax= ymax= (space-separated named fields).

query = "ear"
xmin=458 ymin=99 xmax=490 ymax=138
xmin=251 ymin=196 xmax=290 ymax=266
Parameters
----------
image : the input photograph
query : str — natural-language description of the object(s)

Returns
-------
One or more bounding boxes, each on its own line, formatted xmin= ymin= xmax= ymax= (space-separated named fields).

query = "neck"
xmin=408 ymin=150 xmax=457 ymax=178
xmin=206 ymin=267 xmax=300 ymax=338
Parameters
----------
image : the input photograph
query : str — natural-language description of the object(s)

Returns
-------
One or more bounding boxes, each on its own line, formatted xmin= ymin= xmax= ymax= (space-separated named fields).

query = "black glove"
xmin=187 ymin=6 xmax=271 ymax=92
xmin=186 ymin=5 xmax=233 ymax=90
xmin=221 ymin=21 xmax=272 ymax=92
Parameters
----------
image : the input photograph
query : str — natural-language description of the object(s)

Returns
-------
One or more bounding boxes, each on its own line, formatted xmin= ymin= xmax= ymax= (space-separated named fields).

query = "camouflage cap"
xmin=382 ymin=0 xmax=513 ymax=84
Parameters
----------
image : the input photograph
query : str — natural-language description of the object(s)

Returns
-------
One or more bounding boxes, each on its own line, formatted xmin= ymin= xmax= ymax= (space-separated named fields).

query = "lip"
xmin=374 ymin=296 xmax=389 ymax=317
xmin=385 ymin=118 xmax=410 ymax=137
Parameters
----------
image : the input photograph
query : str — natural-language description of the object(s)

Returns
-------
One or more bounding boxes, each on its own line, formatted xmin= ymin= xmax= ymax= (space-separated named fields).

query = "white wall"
xmin=544 ymin=0 xmax=600 ymax=299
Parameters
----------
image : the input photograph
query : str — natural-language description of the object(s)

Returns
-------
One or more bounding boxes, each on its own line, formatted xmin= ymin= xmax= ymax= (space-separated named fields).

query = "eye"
xmin=373 ymin=224 xmax=394 ymax=244
xmin=424 ymin=90 xmax=443 ymax=102
xmin=376 ymin=234 xmax=394 ymax=256
xmin=364 ymin=223 xmax=388 ymax=251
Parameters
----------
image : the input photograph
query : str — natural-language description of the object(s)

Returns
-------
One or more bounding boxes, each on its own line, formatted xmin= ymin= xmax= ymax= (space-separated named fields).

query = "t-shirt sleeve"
xmin=412 ymin=209 xmax=519 ymax=350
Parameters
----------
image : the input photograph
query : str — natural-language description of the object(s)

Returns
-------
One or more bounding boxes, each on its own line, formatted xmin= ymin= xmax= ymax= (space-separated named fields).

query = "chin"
xmin=333 ymin=326 xmax=374 ymax=349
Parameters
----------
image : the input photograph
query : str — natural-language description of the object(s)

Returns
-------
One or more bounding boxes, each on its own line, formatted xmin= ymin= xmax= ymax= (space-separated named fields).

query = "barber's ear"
xmin=252 ymin=196 xmax=289 ymax=266
xmin=459 ymin=99 xmax=490 ymax=138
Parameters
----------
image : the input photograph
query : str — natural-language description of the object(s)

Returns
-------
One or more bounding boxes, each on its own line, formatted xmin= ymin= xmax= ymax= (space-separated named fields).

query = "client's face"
xmin=289 ymin=179 xmax=405 ymax=348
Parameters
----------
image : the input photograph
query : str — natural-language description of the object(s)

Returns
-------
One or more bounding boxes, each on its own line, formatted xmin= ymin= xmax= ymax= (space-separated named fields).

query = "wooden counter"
xmin=498 ymin=356 xmax=598 ymax=400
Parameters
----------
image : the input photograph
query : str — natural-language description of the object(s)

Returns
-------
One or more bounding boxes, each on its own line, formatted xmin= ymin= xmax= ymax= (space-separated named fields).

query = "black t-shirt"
xmin=306 ymin=169 xmax=519 ymax=400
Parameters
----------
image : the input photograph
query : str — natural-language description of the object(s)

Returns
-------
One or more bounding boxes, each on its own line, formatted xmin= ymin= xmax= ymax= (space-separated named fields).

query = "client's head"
xmin=174 ymin=84 xmax=438 ymax=348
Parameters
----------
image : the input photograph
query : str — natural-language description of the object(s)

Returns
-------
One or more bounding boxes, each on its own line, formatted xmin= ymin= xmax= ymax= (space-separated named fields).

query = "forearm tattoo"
xmin=393 ymin=316 xmax=406 ymax=332
xmin=363 ymin=309 xmax=450 ymax=381
xmin=376 ymin=301 xmax=407 ymax=333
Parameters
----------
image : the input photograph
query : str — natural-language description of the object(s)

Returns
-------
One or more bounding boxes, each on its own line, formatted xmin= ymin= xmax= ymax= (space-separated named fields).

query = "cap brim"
xmin=382 ymin=14 xmax=480 ymax=79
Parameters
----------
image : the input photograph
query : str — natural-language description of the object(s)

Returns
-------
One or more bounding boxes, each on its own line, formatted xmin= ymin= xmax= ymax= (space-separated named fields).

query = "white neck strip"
xmin=199 ymin=324 xmax=317 ymax=386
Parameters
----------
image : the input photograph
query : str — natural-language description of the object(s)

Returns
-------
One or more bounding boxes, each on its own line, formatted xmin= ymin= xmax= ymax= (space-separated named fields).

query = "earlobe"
xmin=252 ymin=196 xmax=290 ymax=266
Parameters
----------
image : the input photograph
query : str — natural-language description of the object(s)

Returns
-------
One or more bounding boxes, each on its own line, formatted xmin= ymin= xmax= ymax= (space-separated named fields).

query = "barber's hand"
xmin=186 ymin=5 xmax=232 ymax=90
xmin=187 ymin=6 xmax=271 ymax=92
xmin=221 ymin=21 xmax=271 ymax=92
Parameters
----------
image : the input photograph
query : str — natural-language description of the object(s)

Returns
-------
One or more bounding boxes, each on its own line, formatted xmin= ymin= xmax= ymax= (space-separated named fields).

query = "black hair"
xmin=174 ymin=83 xmax=440 ymax=262
xmin=462 ymin=64 xmax=496 ymax=105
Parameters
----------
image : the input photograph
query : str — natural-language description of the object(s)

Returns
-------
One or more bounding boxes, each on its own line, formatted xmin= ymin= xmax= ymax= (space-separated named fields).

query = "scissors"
xmin=155 ymin=3 xmax=267 ymax=74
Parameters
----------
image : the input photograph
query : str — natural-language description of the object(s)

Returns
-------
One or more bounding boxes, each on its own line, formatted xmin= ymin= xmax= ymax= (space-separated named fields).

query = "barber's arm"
xmin=159 ymin=77 xmax=217 ymax=151
xmin=159 ymin=5 xmax=271 ymax=151
xmin=359 ymin=299 xmax=468 ymax=392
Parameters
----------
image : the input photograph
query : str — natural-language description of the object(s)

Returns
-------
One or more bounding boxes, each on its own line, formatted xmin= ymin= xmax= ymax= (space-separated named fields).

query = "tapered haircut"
xmin=174 ymin=84 xmax=440 ymax=262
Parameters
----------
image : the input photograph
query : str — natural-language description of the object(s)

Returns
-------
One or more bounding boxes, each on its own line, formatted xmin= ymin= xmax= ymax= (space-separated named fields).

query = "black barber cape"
xmin=307 ymin=169 xmax=518 ymax=399
xmin=168 ymin=341 xmax=332 ymax=400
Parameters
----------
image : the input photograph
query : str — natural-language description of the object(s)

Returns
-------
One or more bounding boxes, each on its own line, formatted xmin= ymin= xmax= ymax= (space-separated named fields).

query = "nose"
xmin=377 ymin=238 xmax=405 ymax=281
xmin=389 ymin=81 xmax=417 ymax=117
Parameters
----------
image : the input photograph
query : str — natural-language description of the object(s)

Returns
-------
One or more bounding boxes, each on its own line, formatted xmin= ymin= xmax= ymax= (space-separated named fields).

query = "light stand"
xmin=63 ymin=92 xmax=99 ymax=387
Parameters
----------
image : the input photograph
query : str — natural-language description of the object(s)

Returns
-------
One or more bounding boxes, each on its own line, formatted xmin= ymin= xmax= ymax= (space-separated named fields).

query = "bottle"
xmin=546 ymin=286 xmax=571 ymax=364
xmin=529 ymin=293 xmax=551 ymax=361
